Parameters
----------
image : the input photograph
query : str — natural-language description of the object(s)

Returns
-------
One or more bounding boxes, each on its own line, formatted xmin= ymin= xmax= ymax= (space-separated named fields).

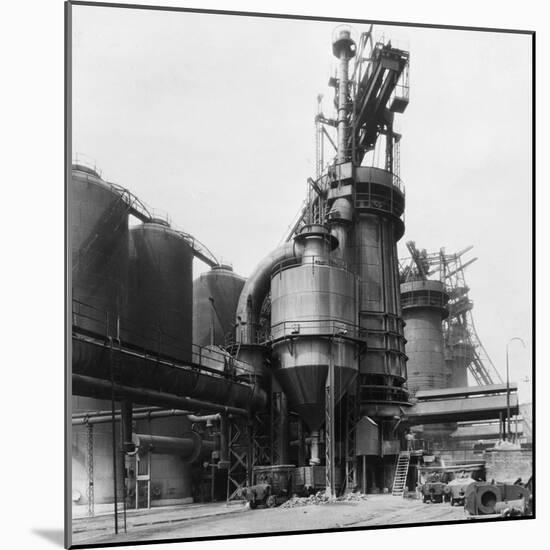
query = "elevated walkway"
xmin=407 ymin=384 xmax=519 ymax=424
xmin=450 ymin=420 xmax=524 ymax=441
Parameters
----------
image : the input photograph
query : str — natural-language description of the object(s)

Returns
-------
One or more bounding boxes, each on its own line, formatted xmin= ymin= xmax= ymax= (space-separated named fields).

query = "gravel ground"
xmin=75 ymin=495 xmax=467 ymax=546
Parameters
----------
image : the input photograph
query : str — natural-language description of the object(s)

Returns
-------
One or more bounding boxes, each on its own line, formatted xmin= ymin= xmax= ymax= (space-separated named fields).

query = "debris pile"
xmin=280 ymin=492 xmax=329 ymax=508
xmin=280 ymin=492 xmax=368 ymax=508
xmin=337 ymin=492 xmax=369 ymax=502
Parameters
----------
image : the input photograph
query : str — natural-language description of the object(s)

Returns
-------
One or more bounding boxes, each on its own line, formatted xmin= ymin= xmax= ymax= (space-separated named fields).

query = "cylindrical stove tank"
xmin=400 ymin=280 xmax=449 ymax=394
xmin=123 ymin=219 xmax=193 ymax=361
xmin=121 ymin=220 xmax=196 ymax=507
xmin=71 ymin=164 xmax=129 ymax=339
xmin=71 ymin=164 xmax=129 ymax=378
xmin=270 ymin=224 xmax=359 ymax=433
xmin=71 ymin=163 xmax=131 ymax=508
xmin=445 ymin=324 xmax=475 ymax=388
xmin=193 ymin=264 xmax=245 ymax=348
xmin=350 ymin=167 xmax=408 ymax=418
xmin=401 ymin=279 xmax=455 ymax=444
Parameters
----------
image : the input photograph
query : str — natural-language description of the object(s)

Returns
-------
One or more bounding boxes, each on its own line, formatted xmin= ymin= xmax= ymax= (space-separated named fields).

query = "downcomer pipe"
xmin=235 ymin=242 xmax=303 ymax=344
xmin=332 ymin=27 xmax=356 ymax=163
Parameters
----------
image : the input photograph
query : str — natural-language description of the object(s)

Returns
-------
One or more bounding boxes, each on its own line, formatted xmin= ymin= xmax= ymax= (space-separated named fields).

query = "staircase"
xmin=391 ymin=451 xmax=411 ymax=497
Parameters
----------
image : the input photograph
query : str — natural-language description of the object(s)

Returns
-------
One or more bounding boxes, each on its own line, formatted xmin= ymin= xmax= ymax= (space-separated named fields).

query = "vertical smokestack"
xmin=332 ymin=26 xmax=356 ymax=163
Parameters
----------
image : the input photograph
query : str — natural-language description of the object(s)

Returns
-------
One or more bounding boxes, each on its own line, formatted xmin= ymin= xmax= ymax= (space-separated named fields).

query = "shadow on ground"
xmin=33 ymin=528 xmax=65 ymax=547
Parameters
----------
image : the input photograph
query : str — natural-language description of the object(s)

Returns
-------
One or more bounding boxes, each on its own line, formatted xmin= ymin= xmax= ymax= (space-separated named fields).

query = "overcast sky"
xmin=71 ymin=6 xmax=532 ymax=400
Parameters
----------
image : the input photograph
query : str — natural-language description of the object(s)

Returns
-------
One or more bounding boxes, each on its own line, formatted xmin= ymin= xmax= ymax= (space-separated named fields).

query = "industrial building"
xmin=69 ymin=24 xmax=531 ymax=541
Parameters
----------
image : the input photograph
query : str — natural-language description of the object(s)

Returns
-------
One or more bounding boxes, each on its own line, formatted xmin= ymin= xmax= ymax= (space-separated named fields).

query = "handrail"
xmin=270 ymin=318 xmax=363 ymax=342
xmin=271 ymin=255 xmax=350 ymax=277
xmin=280 ymin=198 xmax=309 ymax=244
xmin=72 ymin=298 xmax=256 ymax=377
xmin=72 ymin=162 xmax=219 ymax=267
xmin=401 ymin=293 xmax=448 ymax=309
xmin=354 ymin=190 xmax=404 ymax=217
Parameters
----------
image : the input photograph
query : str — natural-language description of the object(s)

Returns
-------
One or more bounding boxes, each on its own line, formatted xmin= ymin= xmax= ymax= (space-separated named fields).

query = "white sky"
xmin=71 ymin=6 xmax=532 ymax=400
xmin=4 ymin=1 xmax=548 ymax=549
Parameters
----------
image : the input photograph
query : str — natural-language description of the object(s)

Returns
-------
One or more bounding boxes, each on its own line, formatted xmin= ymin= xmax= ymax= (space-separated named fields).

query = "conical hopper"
xmin=273 ymin=345 xmax=358 ymax=432
xmin=269 ymin=223 xmax=359 ymax=433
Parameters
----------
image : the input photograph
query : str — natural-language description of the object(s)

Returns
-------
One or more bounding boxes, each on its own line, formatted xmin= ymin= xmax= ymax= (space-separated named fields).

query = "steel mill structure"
xmin=70 ymin=26 xmax=520 ymax=525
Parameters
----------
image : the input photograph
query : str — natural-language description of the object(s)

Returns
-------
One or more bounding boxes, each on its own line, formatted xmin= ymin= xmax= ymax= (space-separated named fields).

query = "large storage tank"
xmin=124 ymin=219 xmax=193 ymax=361
xmin=121 ymin=219 xmax=195 ymax=507
xmin=193 ymin=265 xmax=245 ymax=347
xmin=350 ymin=167 xmax=408 ymax=418
xmin=401 ymin=279 xmax=456 ymax=444
xmin=270 ymin=225 xmax=359 ymax=433
xmin=400 ymin=280 xmax=449 ymax=394
xmin=71 ymin=164 xmax=129 ymax=360
xmin=70 ymin=163 xmax=131 ymax=508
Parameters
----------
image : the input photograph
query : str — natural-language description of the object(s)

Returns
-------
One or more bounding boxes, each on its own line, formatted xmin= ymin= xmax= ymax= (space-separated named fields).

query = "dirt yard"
xmin=73 ymin=494 xmax=468 ymax=546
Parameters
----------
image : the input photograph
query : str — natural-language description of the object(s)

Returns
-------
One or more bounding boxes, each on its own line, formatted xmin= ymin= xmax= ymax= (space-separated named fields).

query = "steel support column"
xmin=86 ymin=423 xmax=94 ymax=517
xmin=270 ymin=385 xmax=289 ymax=465
xmin=226 ymin=417 xmax=250 ymax=501
xmin=109 ymin=340 xmax=120 ymax=534
xmin=252 ymin=413 xmax=270 ymax=468
xmin=344 ymin=389 xmax=358 ymax=493
xmin=325 ymin=353 xmax=336 ymax=497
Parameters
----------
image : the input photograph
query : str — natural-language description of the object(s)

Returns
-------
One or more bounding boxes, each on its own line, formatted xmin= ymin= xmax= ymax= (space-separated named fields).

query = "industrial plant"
xmin=69 ymin=23 xmax=533 ymax=545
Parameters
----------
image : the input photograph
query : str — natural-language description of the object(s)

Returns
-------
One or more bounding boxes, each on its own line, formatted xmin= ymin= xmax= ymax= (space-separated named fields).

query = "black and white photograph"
xmin=65 ymin=1 xmax=534 ymax=547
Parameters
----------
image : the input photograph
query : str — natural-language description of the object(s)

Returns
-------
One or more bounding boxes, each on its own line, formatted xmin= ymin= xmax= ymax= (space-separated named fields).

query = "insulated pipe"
xmin=73 ymin=408 xmax=228 ymax=466
xmin=72 ymin=408 xmax=192 ymax=426
xmin=187 ymin=414 xmax=221 ymax=424
xmin=132 ymin=432 xmax=213 ymax=463
xmin=235 ymin=242 xmax=302 ymax=344
xmin=310 ymin=430 xmax=321 ymax=466
xmin=73 ymin=374 xmax=250 ymax=416
xmin=332 ymin=28 xmax=356 ymax=163
xmin=72 ymin=406 xmax=165 ymax=419
xmin=336 ymin=52 xmax=350 ymax=163
xmin=327 ymin=197 xmax=353 ymax=262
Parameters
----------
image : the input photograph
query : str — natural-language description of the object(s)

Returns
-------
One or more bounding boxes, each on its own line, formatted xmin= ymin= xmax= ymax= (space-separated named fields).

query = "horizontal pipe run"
xmin=72 ymin=406 xmax=165 ymax=419
xmin=72 ymin=374 xmax=250 ymax=417
xmin=133 ymin=432 xmax=214 ymax=462
xmin=73 ymin=410 xmax=226 ymax=427
xmin=72 ymin=408 xmax=192 ymax=425
xmin=187 ymin=414 xmax=221 ymax=424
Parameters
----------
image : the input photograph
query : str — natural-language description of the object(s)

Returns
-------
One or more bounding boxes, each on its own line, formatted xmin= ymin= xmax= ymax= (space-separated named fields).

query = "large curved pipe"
xmin=72 ymin=374 xmax=251 ymax=416
xmin=132 ymin=432 xmax=214 ymax=463
xmin=235 ymin=242 xmax=302 ymax=344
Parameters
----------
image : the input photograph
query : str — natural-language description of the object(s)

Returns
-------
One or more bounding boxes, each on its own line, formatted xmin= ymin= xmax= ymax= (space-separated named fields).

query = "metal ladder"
xmin=391 ymin=451 xmax=411 ymax=497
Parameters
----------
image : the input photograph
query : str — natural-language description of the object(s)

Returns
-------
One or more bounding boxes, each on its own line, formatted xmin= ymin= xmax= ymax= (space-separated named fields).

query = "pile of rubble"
xmin=280 ymin=492 xmax=368 ymax=508
xmin=280 ymin=492 xmax=329 ymax=508
xmin=336 ymin=492 xmax=369 ymax=502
